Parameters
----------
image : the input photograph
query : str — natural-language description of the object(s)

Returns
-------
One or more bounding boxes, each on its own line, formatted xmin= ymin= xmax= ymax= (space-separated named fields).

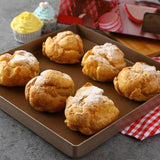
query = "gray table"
xmin=0 ymin=0 xmax=160 ymax=159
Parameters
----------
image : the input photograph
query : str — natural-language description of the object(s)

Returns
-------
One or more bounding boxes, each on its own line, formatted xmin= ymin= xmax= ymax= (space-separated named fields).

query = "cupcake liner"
xmin=12 ymin=29 xmax=42 ymax=43
xmin=41 ymin=19 xmax=57 ymax=34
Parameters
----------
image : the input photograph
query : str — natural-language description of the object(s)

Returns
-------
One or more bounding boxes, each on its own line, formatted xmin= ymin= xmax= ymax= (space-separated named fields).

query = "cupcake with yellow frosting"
xmin=11 ymin=11 xmax=43 ymax=43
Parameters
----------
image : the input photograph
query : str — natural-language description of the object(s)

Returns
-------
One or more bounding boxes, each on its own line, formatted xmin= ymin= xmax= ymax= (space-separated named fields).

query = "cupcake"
xmin=34 ymin=2 xmax=57 ymax=34
xmin=10 ymin=11 xmax=43 ymax=43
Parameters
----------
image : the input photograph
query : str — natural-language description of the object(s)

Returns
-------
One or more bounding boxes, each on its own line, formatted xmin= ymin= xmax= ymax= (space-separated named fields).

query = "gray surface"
xmin=0 ymin=0 xmax=160 ymax=160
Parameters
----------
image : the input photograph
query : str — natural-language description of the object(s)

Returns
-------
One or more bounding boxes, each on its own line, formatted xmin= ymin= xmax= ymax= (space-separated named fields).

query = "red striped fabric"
xmin=121 ymin=56 xmax=160 ymax=140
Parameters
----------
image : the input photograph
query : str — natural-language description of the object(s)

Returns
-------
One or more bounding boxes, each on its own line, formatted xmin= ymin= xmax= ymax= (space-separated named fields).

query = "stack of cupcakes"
xmin=10 ymin=2 xmax=57 ymax=43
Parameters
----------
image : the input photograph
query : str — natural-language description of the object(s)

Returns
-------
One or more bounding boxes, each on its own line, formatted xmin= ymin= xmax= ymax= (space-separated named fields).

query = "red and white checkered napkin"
xmin=121 ymin=105 xmax=160 ymax=140
xmin=121 ymin=56 xmax=160 ymax=140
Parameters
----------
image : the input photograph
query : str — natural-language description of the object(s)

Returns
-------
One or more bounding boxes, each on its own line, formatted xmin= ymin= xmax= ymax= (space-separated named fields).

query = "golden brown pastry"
xmin=64 ymin=82 xmax=119 ymax=135
xmin=25 ymin=69 xmax=74 ymax=112
xmin=0 ymin=50 xmax=40 ymax=86
xmin=114 ymin=62 xmax=160 ymax=101
xmin=81 ymin=43 xmax=126 ymax=82
xmin=42 ymin=31 xmax=84 ymax=64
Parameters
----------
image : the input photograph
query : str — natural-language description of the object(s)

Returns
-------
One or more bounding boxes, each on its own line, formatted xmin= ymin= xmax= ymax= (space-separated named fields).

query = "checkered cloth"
xmin=121 ymin=105 xmax=160 ymax=140
xmin=121 ymin=56 xmax=160 ymax=140
xmin=58 ymin=0 xmax=83 ymax=25
xmin=58 ymin=0 xmax=100 ymax=28
xmin=59 ymin=0 xmax=76 ymax=16
xmin=82 ymin=0 xmax=99 ymax=28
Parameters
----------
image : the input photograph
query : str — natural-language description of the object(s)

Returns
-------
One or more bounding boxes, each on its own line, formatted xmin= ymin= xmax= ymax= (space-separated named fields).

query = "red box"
xmin=58 ymin=0 xmax=160 ymax=40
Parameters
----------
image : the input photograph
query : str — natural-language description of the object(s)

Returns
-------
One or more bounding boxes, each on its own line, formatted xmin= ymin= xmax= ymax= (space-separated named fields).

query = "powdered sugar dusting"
xmin=84 ymin=94 xmax=105 ymax=105
xmin=10 ymin=50 xmax=38 ymax=65
xmin=140 ymin=63 xmax=155 ymax=71
xmin=71 ymin=84 xmax=114 ymax=107
xmin=90 ymin=54 xmax=104 ymax=62
xmin=72 ymin=92 xmax=105 ymax=106
xmin=41 ymin=69 xmax=72 ymax=80
xmin=77 ymin=85 xmax=104 ymax=96
xmin=133 ymin=62 xmax=156 ymax=72
xmin=92 ymin=43 xmax=123 ymax=61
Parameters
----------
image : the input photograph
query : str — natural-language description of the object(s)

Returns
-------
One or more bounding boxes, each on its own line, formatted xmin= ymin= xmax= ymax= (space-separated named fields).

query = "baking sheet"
xmin=0 ymin=24 xmax=160 ymax=158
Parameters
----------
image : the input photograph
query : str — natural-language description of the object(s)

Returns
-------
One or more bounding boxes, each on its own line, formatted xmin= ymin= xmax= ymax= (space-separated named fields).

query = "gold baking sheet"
xmin=0 ymin=24 xmax=160 ymax=158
